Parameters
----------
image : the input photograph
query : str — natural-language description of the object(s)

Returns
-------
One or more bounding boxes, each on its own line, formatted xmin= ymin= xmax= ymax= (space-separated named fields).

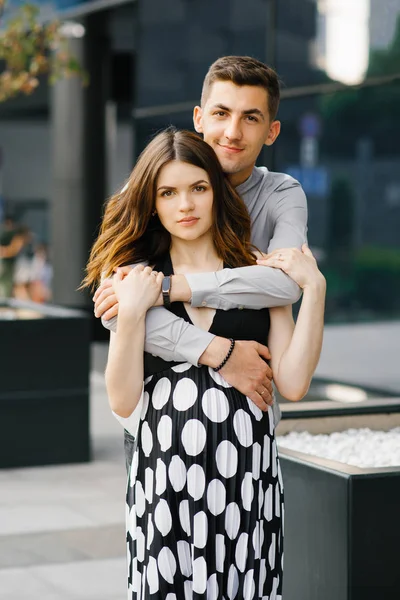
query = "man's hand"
xmin=217 ymin=340 xmax=274 ymax=411
xmin=93 ymin=266 xmax=132 ymax=319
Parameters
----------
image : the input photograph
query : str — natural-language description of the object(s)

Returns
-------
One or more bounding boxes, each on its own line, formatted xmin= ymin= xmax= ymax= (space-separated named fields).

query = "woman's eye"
xmin=194 ymin=186 xmax=206 ymax=192
xmin=161 ymin=190 xmax=173 ymax=197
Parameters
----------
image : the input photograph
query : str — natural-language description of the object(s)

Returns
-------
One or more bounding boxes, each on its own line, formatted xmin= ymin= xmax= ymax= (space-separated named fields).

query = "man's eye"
xmin=246 ymin=115 xmax=258 ymax=122
xmin=214 ymin=111 xmax=226 ymax=117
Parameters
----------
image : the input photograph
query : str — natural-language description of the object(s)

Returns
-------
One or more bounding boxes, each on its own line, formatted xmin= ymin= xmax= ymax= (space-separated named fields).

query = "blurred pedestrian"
xmin=0 ymin=216 xmax=27 ymax=299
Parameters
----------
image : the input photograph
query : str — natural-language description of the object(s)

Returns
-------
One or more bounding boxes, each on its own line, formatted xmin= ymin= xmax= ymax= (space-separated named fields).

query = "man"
xmin=94 ymin=56 xmax=308 ymax=462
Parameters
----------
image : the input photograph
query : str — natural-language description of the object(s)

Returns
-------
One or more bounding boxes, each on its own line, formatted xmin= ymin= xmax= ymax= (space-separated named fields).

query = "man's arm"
xmin=179 ymin=182 xmax=308 ymax=310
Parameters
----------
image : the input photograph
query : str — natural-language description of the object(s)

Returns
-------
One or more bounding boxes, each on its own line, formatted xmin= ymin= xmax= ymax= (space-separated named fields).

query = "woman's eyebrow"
xmin=157 ymin=179 xmax=208 ymax=191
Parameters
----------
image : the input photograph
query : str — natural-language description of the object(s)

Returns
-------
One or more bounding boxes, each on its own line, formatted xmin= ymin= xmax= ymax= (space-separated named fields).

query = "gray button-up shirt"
xmin=103 ymin=166 xmax=308 ymax=423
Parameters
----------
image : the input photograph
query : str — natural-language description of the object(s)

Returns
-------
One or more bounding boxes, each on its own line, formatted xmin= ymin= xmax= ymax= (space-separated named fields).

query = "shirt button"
xmin=202 ymin=301 xmax=207 ymax=307
xmin=238 ymin=305 xmax=244 ymax=310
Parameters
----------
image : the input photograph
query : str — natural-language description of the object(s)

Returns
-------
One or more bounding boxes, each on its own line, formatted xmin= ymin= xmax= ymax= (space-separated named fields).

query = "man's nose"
xmin=224 ymin=117 xmax=242 ymax=141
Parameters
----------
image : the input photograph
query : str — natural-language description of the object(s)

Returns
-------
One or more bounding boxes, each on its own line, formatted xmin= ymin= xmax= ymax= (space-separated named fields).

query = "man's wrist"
xmin=199 ymin=336 xmax=232 ymax=369
xmin=170 ymin=274 xmax=192 ymax=303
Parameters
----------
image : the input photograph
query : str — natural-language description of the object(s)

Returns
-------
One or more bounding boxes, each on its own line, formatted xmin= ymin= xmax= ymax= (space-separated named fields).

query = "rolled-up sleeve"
xmin=102 ymin=306 xmax=215 ymax=366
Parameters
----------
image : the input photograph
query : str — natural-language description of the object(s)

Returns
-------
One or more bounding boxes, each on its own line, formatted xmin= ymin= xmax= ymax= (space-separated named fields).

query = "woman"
xmin=83 ymin=128 xmax=325 ymax=599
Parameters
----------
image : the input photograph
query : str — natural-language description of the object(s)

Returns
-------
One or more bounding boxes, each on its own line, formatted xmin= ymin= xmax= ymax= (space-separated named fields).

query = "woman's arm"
xmin=267 ymin=246 xmax=326 ymax=401
xmin=105 ymin=265 xmax=163 ymax=418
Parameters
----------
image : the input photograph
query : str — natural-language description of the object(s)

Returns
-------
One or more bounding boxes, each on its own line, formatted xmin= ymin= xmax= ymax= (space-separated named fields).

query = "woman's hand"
xmin=113 ymin=265 xmax=164 ymax=319
xmin=257 ymin=244 xmax=326 ymax=291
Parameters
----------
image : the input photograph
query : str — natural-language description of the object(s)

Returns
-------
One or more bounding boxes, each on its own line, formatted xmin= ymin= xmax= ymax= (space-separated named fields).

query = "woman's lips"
xmin=178 ymin=218 xmax=199 ymax=226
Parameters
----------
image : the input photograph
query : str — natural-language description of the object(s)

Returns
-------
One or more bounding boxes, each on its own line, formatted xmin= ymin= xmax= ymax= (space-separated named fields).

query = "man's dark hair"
xmin=201 ymin=56 xmax=281 ymax=121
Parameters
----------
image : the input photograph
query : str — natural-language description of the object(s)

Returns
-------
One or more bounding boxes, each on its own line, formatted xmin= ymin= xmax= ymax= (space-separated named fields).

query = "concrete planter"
xmin=277 ymin=393 xmax=400 ymax=600
xmin=0 ymin=300 xmax=91 ymax=468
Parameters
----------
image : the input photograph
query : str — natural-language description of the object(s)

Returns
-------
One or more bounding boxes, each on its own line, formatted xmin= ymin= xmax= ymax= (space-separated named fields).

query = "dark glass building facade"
xmin=132 ymin=0 xmax=400 ymax=322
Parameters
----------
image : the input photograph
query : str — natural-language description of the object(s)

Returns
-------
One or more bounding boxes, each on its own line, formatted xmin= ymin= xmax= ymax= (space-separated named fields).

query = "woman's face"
xmin=155 ymin=160 xmax=214 ymax=242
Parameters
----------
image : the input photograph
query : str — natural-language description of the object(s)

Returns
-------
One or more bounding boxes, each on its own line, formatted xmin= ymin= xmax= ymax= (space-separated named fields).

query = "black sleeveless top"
xmin=144 ymin=254 xmax=270 ymax=378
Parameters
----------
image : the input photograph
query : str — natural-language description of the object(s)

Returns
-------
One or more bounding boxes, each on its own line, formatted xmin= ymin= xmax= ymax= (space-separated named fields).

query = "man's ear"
xmin=193 ymin=106 xmax=203 ymax=133
xmin=265 ymin=120 xmax=281 ymax=146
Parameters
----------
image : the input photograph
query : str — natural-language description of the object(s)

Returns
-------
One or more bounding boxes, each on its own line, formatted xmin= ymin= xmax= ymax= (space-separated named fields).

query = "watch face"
xmin=162 ymin=276 xmax=171 ymax=294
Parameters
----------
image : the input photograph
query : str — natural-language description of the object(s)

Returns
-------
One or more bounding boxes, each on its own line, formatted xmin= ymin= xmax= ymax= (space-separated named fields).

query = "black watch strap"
xmin=162 ymin=275 xmax=172 ymax=308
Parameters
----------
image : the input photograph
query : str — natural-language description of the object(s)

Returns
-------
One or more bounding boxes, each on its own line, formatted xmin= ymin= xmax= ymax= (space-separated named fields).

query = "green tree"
xmin=0 ymin=0 xmax=86 ymax=102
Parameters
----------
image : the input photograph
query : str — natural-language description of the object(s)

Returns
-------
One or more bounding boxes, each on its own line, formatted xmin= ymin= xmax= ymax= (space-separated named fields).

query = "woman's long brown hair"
xmin=82 ymin=127 xmax=257 ymax=290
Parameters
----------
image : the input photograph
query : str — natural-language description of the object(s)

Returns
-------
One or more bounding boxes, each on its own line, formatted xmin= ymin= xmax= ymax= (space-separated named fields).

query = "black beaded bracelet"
xmin=213 ymin=338 xmax=235 ymax=372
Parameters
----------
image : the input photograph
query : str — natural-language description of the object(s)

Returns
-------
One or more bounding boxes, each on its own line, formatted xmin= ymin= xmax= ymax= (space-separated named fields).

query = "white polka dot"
xmin=144 ymin=374 xmax=153 ymax=385
xmin=184 ymin=580 xmax=193 ymax=600
xmin=157 ymin=546 xmax=176 ymax=584
xmin=227 ymin=564 xmax=239 ymax=599
xmin=177 ymin=540 xmax=192 ymax=577
xmin=246 ymin=397 xmax=263 ymax=421
xmin=259 ymin=521 xmax=265 ymax=552
xmin=241 ymin=472 xmax=254 ymax=512
xmin=144 ymin=467 xmax=154 ymax=503
xmin=168 ymin=455 xmax=187 ymax=492
xmin=268 ymin=405 xmax=275 ymax=432
xmin=269 ymin=533 xmax=276 ymax=569
xmin=243 ymin=569 xmax=255 ymax=600
xmin=207 ymin=479 xmax=226 ymax=516
xmin=193 ymin=511 xmax=208 ymax=548
xmin=215 ymin=533 xmax=225 ymax=572
xmin=187 ymin=464 xmax=206 ymax=501
xmin=155 ymin=458 xmax=167 ymax=495
xmin=141 ymin=421 xmax=153 ymax=457
xmin=157 ymin=414 xmax=172 ymax=452
xmin=208 ymin=367 xmax=232 ymax=387
xmin=154 ymin=498 xmax=172 ymax=536
xmin=225 ymin=503 xmax=241 ymax=540
xmin=136 ymin=526 xmax=145 ymax=562
xmin=216 ymin=440 xmax=238 ymax=479
xmin=258 ymin=559 xmax=267 ymax=597
xmin=193 ymin=556 xmax=207 ymax=594
xmin=264 ymin=484 xmax=273 ymax=522
xmin=172 ymin=362 xmax=192 ymax=373
xmin=131 ymin=557 xmax=138 ymax=592
xmin=258 ymin=481 xmax=264 ymax=519
xmin=252 ymin=442 xmax=261 ymax=480
xmin=233 ymin=410 xmax=253 ymax=447
xmin=146 ymin=513 xmax=154 ymax=550
xmin=202 ymin=388 xmax=230 ymax=423
xmin=173 ymin=377 xmax=198 ymax=411
xmin=152 ymin=377 xmax=171 ymax=409
xmin=252 ymin=522 xmax=261 ymax=560
xmin=262 ymin=434 xmax=270 ymax=472
xmin=278 ymin=462 xmax=283 ymax=488
xmin=179 ymin=499 xmax=191 ymax=536
xmin=135 ymin=480 xmax=146 ymax=518
xmin=166 ymin=595 xmax=177 ymax=600
xmin=235 ymin=532 xmax=249 ymax=572
xmin=207 ymin=573 xmax=219 ymax=600
xmin=271 ymin=440 xmax=278 ymax=477
xmin=140 ymin=391 xmax=150 ymax=420
xmin=127 ymin=506 xmax=136 ymax=539
xmin=181 ymin=419 xmax=206 ymax=456
xmin=146 ymin=556 xmax=159 ymax=594
xmin=275 ymin=482 xmax=281 ymax=517
xmin=129 ymin=450 xmax=139 ymax=487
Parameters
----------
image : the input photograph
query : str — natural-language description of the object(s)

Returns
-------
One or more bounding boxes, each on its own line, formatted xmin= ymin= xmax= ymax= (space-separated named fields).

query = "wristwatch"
xmin=162 ymin=275 xmax=172 ymax=308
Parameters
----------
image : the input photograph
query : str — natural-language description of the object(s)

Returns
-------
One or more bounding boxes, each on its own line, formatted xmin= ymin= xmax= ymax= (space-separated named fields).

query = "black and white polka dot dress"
xmin=124 ymin=256 xmax=284 ymax=600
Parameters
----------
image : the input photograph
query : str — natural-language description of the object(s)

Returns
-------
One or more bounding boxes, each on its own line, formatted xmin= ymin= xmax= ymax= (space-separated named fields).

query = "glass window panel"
xmin=276 ymin=0 xmax=400 ymax=88
xmin=274 ymin=81 xmax=400 ymax=320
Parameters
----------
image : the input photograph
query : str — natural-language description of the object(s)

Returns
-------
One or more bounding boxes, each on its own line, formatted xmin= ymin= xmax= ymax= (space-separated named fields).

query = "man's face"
xmin=193 ymin=80 xmax=281 ymax=186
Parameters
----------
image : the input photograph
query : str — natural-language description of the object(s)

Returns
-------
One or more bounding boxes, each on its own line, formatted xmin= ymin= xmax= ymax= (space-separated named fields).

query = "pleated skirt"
xmin=126 ymin=362 xmax=284 ymax=600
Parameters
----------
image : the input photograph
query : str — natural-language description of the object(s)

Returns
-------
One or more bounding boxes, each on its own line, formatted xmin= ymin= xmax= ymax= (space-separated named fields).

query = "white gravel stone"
xmin=277 ymin=427 xmax=400 ymax=468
